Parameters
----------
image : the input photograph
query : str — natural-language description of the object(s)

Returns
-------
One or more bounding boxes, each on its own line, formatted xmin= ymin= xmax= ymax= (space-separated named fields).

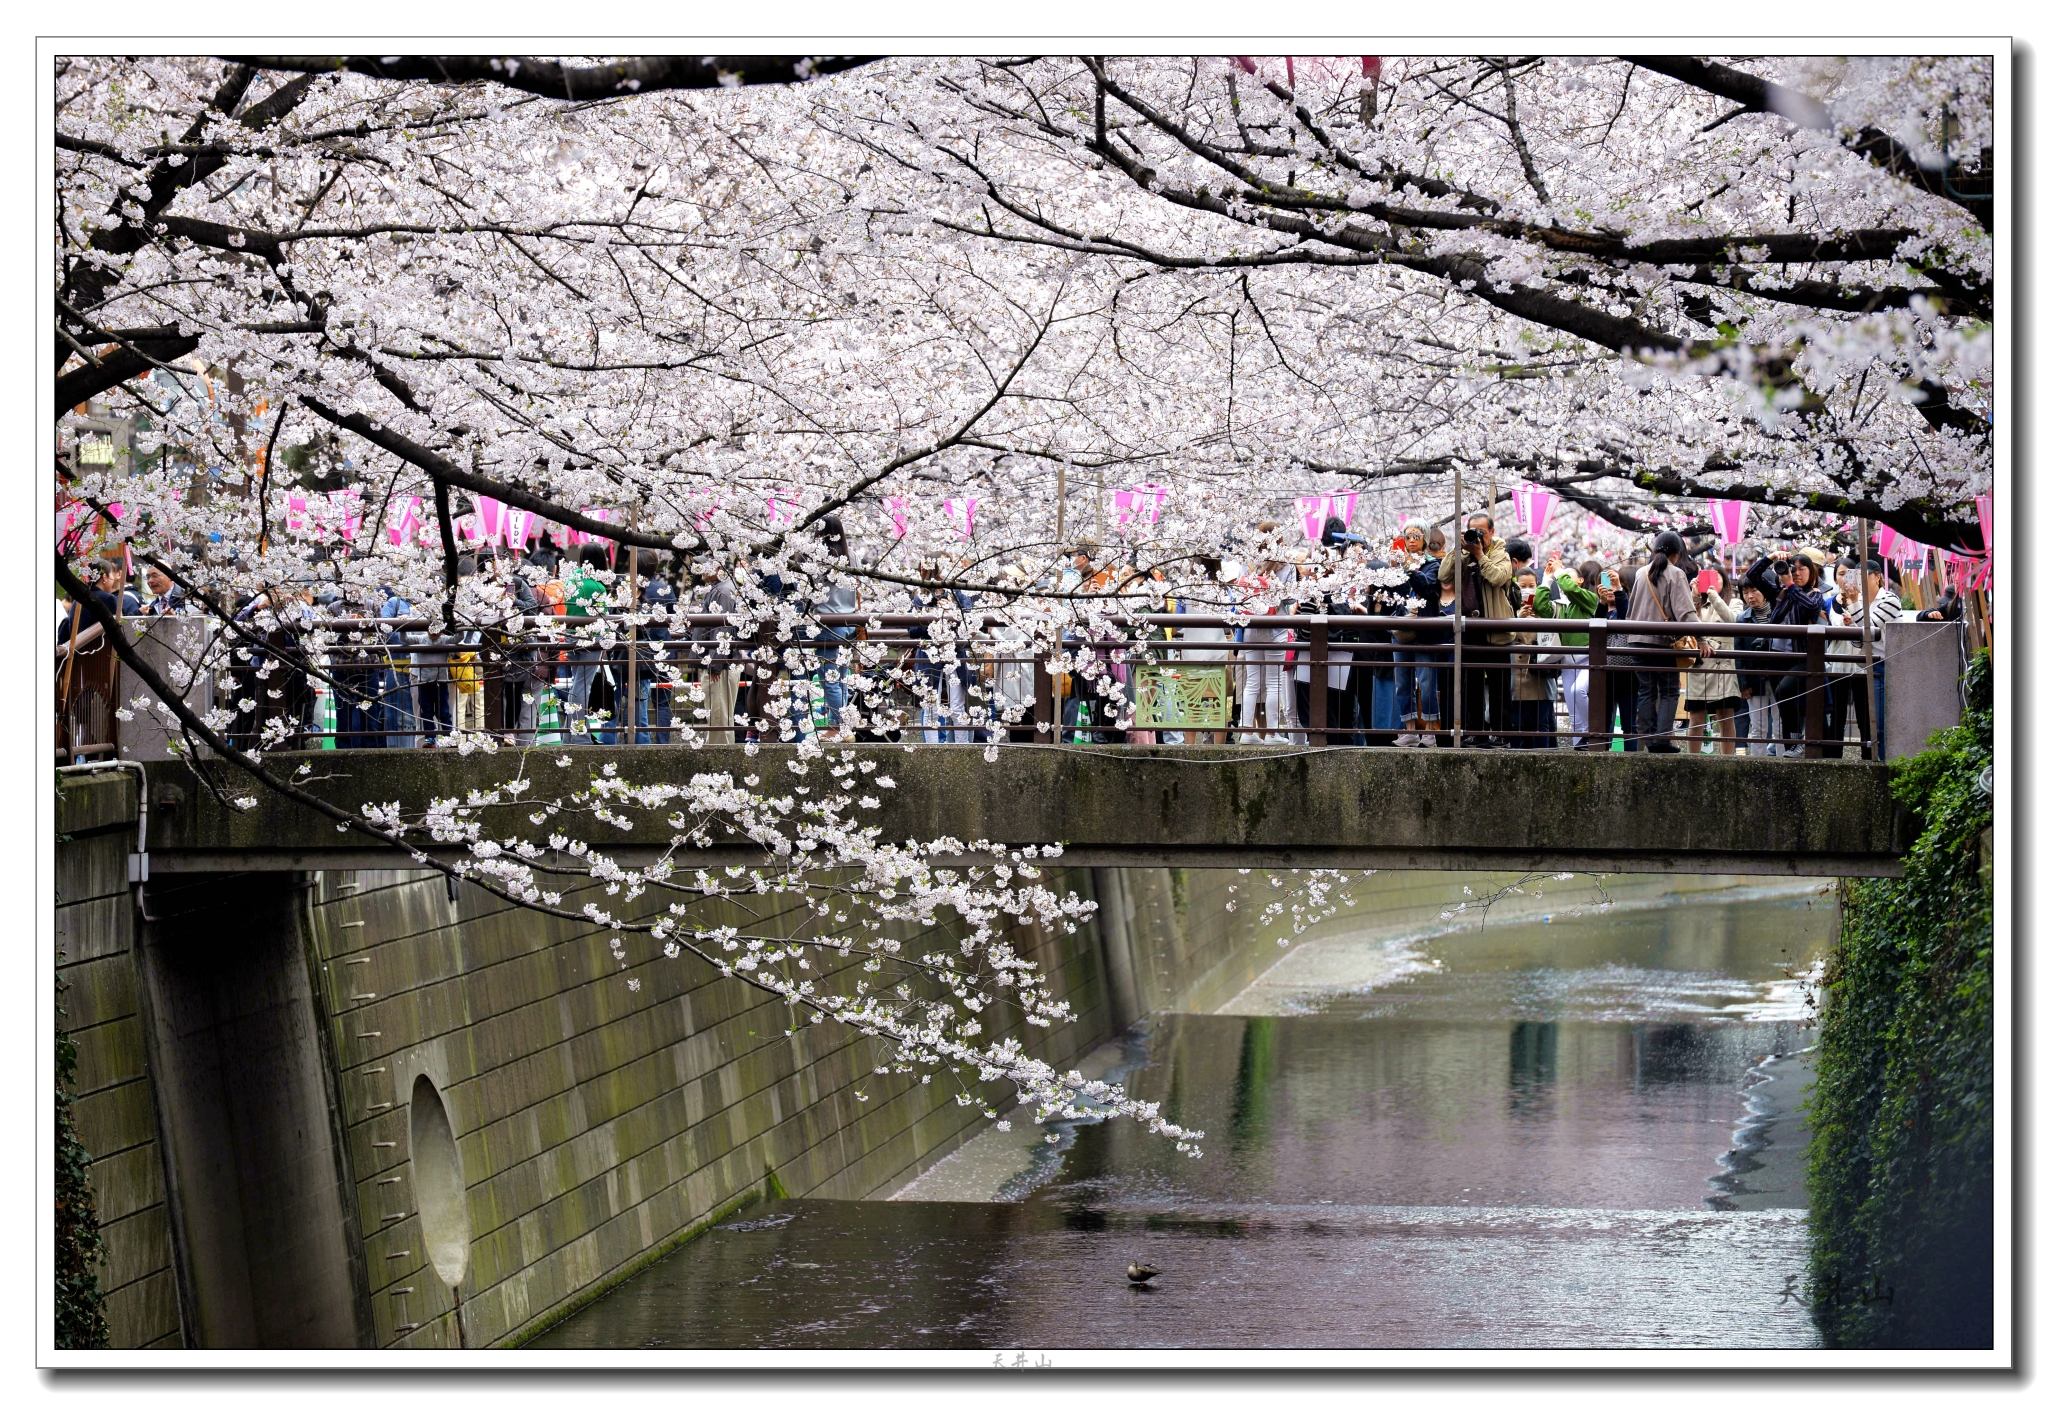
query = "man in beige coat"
xmin=1449 ymin=513 xmax=1516 ymax=744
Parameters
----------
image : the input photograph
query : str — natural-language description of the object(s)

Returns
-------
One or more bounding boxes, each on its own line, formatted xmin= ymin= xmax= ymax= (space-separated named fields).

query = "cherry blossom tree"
xmin=53 ymin=53 xmax=1995 ymax=1148
xmin=830 ymin=54 xmax=1992 ymax=549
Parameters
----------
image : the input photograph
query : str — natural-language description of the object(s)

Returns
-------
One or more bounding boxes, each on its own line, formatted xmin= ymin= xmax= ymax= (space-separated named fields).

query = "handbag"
xmin=1649 ymin=576 xmax=1700 ymax=670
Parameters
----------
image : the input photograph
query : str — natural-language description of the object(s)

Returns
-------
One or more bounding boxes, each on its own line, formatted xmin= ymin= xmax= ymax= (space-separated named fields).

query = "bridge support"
xmin=1092 ymin=869 xmax=1142 ymax=1032
xmin=136 ymin=874 xmax=371 ymax=1347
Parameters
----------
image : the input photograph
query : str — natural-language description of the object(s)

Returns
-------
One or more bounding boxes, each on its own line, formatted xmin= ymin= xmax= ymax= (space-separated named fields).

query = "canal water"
xmin=533 ymin=880 xmax=1837 ymax=1351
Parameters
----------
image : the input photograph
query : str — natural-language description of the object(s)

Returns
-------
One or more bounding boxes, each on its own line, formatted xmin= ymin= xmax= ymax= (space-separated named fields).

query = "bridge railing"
xmin=63 ymin=607 xmax=1886 ymax=759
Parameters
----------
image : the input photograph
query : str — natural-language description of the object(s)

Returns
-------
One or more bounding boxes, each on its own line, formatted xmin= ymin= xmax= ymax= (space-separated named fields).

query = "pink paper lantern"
xmin=678 ymin=489 xmax=722 ymax=532
xmin=1136 ymin=482 xmax=1169 ymax=525
xmin=327 ymin=489 xmax=363 ymax=542
xmin=385 ymin=495 xmax=422 ymax=547
xmin=1510 ymin=483 xmax=1557 ymax=540
xmin=1709 ymin=499 xmax=1748 ymax=549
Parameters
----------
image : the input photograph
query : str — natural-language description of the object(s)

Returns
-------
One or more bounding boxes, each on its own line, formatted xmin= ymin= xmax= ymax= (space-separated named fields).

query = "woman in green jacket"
xmin=1533 ymin=553 xmax=1602 ymax=747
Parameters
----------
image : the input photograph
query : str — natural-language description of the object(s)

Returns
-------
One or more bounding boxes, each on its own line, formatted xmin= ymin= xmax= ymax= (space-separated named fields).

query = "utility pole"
xmin=1452 ymin=470 xmax=1464 ymax=750
xmin=1857 ymin=516 xmax=1874 ymax=758
xmin=623 ymin=504 xmax=641 ymax=746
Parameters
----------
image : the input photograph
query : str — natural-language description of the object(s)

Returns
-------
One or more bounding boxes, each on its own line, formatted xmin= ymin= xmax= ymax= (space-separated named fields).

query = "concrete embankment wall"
xmin=66 ymin=771 xmax=1292 ymax=1351
xmin=61 ymin=770 xmax=1775 ymax=1351
xmin=302 ymin=864 xmax=1125 ymax=1348
xmin=55 ymin=772 xmax=182 ymax=1348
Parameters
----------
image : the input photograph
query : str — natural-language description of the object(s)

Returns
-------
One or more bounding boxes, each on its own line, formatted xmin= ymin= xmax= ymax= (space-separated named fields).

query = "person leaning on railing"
xmin=1508 ymin=564 xmax=1559 ymax=748
xmin=1838 ymin=560 xmax=1903 ymax=761
xmin=1820 ymin=564 xmax=1899 ymax=760
xmin=909 ymin=567 xmax=977 ymax=744
xmin=1757 ymin=549 xmax=1828 ymax=755
xmin=1533 ymin=554 xmax=1600 ymax=748
xmin=1236 ymin=558 xmax=1300 ymax=744
xmin=1587 ymin=563 xmax=1638 ymax=751
xmin=1733 ymin=572 xmax=1782 ymax=756
xmin=483 ymin=551 xmax=543 ymax=741
xmin=1391 ymin=527 xmax=1445 ymax=748
xmin=139 ymin=563 xmax=187 ymax=616
xmin=60 ymin=558 xmax=139 ymax=641
xmin=1682 ymin=572 xmax=1741 ymax=755
xmin=631 ymin=555 xmax=680 ymax=744
xmin=446 ymin=556 xmax=486 ymax=736
xmin=1449 ymin=515 xmax=1515 ymax=747
xmin=558 ymin=543 xmax=611 ymax=744
xmin=689 ymin=560 xmax=742 ymax=743
xmin=1622 ymin=531 xmax=1701 ymax=753
xmin=1343 ymin=533 xmax=1403 ymax=746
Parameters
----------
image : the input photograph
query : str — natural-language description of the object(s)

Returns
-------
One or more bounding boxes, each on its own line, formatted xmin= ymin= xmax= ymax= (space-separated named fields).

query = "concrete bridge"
xmin=145 ymin=744 xmax=1911 ymax=879
xmin=60 ymin=743 xmax=1887 ymax=1352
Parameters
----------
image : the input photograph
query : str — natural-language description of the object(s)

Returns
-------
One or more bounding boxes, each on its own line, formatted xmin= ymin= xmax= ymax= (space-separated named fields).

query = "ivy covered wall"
xmin=1806 ymin=652 xmax=1994 ymax=1348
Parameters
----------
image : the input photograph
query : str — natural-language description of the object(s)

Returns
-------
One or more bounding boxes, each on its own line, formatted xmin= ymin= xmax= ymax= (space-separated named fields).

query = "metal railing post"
xmin=1857 ymin=516 xmax=1875 ymax=761
xmin=1309 ymin=617 xmax=1329 ymax=746
xmin=1805 ymin=624 xmax=1828 ymax=753
xmin=1034 ymin=645 xmax=1054 ymax=744
xmin=1452 ymin=471 xmax=1464 ymax=749
xmin=1586 ymin=618 xmax=1608 ymax=752
xmin=623 ymin=545 xmax=640 ymax=746
xmin=1451 ymin=611 xmax=1465 ymax=749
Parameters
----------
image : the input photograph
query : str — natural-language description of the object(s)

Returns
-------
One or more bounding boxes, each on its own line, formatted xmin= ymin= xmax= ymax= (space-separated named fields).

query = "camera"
xmin=1462 ymin=528 xmax=1483 ymax=546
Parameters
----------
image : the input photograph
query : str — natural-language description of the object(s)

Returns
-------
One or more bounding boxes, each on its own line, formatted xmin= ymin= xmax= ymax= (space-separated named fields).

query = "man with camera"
xmin=1450 ymin=513 xmax=1516 ymax=746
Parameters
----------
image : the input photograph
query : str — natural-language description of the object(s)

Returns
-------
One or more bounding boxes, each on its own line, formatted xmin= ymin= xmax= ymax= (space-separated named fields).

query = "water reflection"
xmin=532 ymin=886 xmax=1835 ymax=1350
xmin=1508 ymin=1021 xmax=1558 ymax=1116
xmin=1039 ymin=1012 xmax=1808 ymax=1214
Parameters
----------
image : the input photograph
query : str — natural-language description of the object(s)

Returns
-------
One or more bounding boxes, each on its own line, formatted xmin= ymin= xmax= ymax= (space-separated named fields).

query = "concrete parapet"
xmin=147 ymin=745 xmax=1909 ymax=878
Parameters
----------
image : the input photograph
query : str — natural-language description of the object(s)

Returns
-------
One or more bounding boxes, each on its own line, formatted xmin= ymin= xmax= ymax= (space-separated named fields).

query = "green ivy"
xmin=56 ymin=961 xmax=110 ymax=1349
xmin=1805 ymin=650 xmax=1993 ymax=1348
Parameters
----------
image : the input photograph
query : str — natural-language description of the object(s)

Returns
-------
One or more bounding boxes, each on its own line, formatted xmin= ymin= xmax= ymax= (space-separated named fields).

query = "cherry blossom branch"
xmin=229 ymin=55 xmax=880 ymax=100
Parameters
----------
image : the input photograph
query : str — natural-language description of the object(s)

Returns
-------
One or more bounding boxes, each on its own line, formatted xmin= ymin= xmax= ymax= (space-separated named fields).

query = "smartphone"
xmin=1601 ymin=572 xmax=1614 ymax=589
xmin=1697 ymin=568 xmax=1723 ymax=594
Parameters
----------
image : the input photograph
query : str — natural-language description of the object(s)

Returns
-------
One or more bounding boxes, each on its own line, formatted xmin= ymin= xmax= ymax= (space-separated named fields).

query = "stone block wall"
xmin=303 ymin=865 xmax=1113 ymax=1348
xmin=55 ymin=771 xmax=181 ymax=1349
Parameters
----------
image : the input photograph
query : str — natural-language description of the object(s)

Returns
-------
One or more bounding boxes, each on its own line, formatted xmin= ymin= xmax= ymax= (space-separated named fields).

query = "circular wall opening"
xmin=408 ymin=1074 xmax=472 ymax=1289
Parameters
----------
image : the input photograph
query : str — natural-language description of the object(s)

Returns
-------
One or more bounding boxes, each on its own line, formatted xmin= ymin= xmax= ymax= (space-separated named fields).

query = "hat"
xmin=1798 ymin=546 xmax=1828 ymax=567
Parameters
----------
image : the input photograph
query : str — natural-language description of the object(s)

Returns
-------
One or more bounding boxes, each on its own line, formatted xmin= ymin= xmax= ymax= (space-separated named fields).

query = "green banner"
xmin=1132 ymin=664 xmax=1231 ymax=729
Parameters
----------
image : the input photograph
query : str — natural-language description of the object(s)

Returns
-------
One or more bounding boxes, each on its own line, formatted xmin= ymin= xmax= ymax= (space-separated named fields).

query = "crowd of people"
xmin=60 ymin=506 xmax=1975 ymax=759
xmin=1019 ymin=513 xmax=1962 ymax=759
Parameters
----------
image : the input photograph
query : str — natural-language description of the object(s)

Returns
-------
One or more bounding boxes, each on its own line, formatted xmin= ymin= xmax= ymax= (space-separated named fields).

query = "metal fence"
xmin=59 ymin=607 xmax=1890 ymax=761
